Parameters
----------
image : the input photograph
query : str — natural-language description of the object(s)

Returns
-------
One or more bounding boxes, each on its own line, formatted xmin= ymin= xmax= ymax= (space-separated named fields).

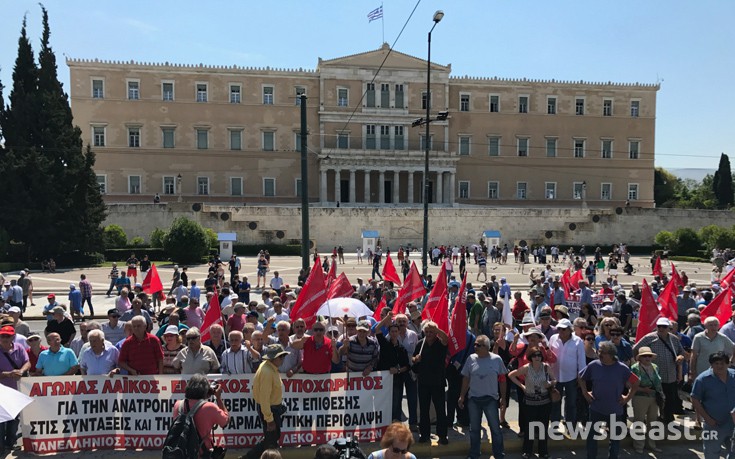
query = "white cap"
xmin=656 ymin=317 xmax=671 ymax=327
xmin=556 ymin=318 xmax=573 ymax=329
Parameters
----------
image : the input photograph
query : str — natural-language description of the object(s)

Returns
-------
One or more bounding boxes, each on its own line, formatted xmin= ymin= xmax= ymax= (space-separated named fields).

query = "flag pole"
xmin=381 ymin=3 xmax=385 ymax=44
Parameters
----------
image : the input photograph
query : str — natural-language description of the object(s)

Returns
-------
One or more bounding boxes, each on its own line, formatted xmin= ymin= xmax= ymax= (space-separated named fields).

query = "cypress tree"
xmin=713 ymin=153 xmax=734 ymax=208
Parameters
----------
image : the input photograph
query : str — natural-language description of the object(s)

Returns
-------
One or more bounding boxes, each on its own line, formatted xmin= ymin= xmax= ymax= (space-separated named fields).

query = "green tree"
xmin=654 ymin=230 xmax=676 ymax=249
xmin=205 ymin=228 xmax=218 ymax=248
xmin=103 ymin=225 xmax=127 ymax=248
xmin=163 ymin=217 xmax=209 ymax=264
xmin=672 ymin=227 xmax=702 ymax=256
xmin=654 ymin=168 xmax=681 ymax=207
xmin=150 ymin=228 xmax=167 ymax=248
xmin=712 ymin=153 xmax=734 ymax=208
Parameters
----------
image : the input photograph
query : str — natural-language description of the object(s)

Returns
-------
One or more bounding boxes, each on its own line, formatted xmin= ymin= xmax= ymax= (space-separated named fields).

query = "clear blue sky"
xmin=1 ymin=0 xmax=733 ymax=170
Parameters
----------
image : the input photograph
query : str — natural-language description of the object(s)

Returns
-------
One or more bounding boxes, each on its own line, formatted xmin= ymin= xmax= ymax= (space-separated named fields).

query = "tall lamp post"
xmin=420 ymin=10 xmax=444 ymax=277
xmin=299 ymin=94 xmax=310 ymax=271
xmin=177 ymin=174 xmax=182 ymax=202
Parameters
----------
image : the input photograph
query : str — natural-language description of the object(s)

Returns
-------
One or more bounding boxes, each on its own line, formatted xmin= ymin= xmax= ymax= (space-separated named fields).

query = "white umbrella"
xmin=317 ymin=298 xmax=373 ymax=318
xmin=0 ymin=383 xmax=34 ymax=422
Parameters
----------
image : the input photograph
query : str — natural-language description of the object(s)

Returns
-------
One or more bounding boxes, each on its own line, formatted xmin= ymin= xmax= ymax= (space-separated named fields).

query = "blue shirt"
xmin=579 ymin=287 xmax=593 ymax=306
xmin=580 ymin=359 xmax=634 ymax=416
xmin=79 ymin=344 xmax=120 ymax=375
xmin=691 ymin=368 xmax=735 ymax=426
xmin=189 ymin=285 xmax=202 ymax=302
xmin=37 ymin=347 xmax=78 ymax=376
xmin=68 ymin=289 xmax=82 ymax=310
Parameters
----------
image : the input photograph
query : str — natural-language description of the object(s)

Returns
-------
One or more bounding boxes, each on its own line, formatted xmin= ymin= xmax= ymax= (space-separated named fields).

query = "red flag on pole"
xmin=652 ymin=256 xmax=663 ymax=277
xmin=422 ymin=261 xmax=449 ymax=333
xmin=670 ymin=262 xmax=685 ymax=288
xmin=657 ymin=279 xmax=679 ymax=322
xmin=327 ymin=272 xmax=355 ymax=299
xmin=373 ymin=295 xmax=387 ymax=321
xmin=142 ymin=264 xmax=164 ymax=299
xmin=200 ymin=286 xmax=222 ymax=342
xmin=700 ymin=287 xmax=733 ymax=326
xmin=720 ymin=268 xmax=735 ymax=290
xmin=570 ymin=269 xmax=583 ymax=290
xmin=325 ymin=259 xmax=337 ymax=288
xmin=382 ymin=253 xmax=402 ymax=286
xmin=561 ymin=269 xmax=572 ymax=297
xmin=290 ymin=261 xmax=328 ymax=327
xmin=448 ymin=273 xmax=468 ymax=357
xmin=391 ymin=262 xmax=426 ymax=315
xmin=636 ymin=279 xmax=665 ymax=342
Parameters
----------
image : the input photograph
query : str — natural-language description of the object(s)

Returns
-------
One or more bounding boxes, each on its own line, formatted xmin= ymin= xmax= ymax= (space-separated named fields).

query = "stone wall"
xmin=105 ymin=204 xmax=735 ymax=249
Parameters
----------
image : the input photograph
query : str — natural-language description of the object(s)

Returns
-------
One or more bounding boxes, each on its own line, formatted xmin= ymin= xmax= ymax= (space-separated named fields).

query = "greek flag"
xmin=367 ymin=6 xmax=383 ymax=22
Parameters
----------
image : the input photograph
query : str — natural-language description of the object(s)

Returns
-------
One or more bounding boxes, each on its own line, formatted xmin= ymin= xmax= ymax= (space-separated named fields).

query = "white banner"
xmin=18 ymin=372 xmax=393 ymax=454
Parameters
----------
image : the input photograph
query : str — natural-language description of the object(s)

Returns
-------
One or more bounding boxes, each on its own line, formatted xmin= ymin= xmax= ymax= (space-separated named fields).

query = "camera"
xmin=328 ymin=436 xmax=367 ymax=459
xmin=208 ymin=381 xmax=219 ymax=397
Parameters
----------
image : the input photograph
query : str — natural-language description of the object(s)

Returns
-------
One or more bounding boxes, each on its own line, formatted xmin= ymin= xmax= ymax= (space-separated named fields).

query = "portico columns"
xmin=378 ymin=170 xmax=385 ymax=204
xmin=320 ymin=169 xmax=327 ymax=203
xmin=436 ymin=171 xmax=443 ymax=204
xmin=349 ymin=169 xmax=356 ymax=203
xmin=393 ymin=171 xmax=400 ymax=204
xmin=364 ymin=170 xmax=370 ymax=203
xmin=334 ymin=169 xmax=341 ymax=203
xmin=408 ymin=171 xmax=414 ymax=204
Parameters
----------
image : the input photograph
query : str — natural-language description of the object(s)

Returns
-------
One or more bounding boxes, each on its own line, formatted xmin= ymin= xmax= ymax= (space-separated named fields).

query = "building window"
xmin=263 ymin=178 xmax=276 ymax=197
xmin=573 ymin=182 xmax=585 ymax=200
xmin=230 ymin=85 xmax=241 ymax=104
xmin=365 ymin=125 xmax=376 ymax=150
xmin=488 ymin=181 xmax=499 ymax=199
xmin=547 ymin=97 xmax=556 ymax=115
xmin=96 ymin=175 xmax=106 ymax=194
xmin=337 ymin=133 xmax=349 ymax=149
xmin=196 ymin=129 xmax=208 ymax=149
xmin=380 ymin=83 xmax=390 ymax=108
xmin=518 ymin=96 xmax=528 ymax=113
xmin=196 ymin=83 xmax=208 ymax=102
xmin=603 ymin=99 xmax=613 ymax=117
xmin=295 ymin=178 xmax=303 ymax=197
xmin=263 ymin=131 xmax=275 ymax=151
xmin=629 ymin=140 xmax=640 ymax=159
xmin=295 ymin=86 xmax=306 ymax=105
xmin=488 ymin=137 xmax=500 ymax=156
xmin=628 ymin=183 xmax=639 ymax=200
xmin=631 ymin=100 xmax=640 ymax=117
xmin=93 ymin=126 xmax=105 ymax=147
xmin=162 ymin=128 xmax=175 ymax=148
xmin=459 ymin=136 xmax=471 ymax=155
xmin=163 ymin=176 xmax=176 ymax=195
xmin=517 ymin=138 xmax=529 ymax=157
xmin=231 ymin=177 xmax=243 ymax=196
xmin=92 ymin=79 xmax=104 ymax=99
xmin=162 ymin=82 xmax=174 ymax=101
xmin=601 ymin=140 xmax=613 ymax=159
xmin=545 ymin=182 xmax=556 ymax=199
xmin=230 ymin=129 xmax=242 ymax=151
xmin=366 ymin=83 xmax=376 ymax=108
xmin=421 ymin=91 xmax=430 ymax=110
xmin=127 ymin=81 xmax=139 ymax=100
xmin=546 ymin=138 xmax=557 ymax=157
xmin=263 ymin=86 xmax=274 ymax=105
xmin=601 ymin=183 xmax=612 ymax=200
xmin=380 ymin=125 xmax=391 ymax=149
xmin=574 ymin=139 xmax=585 ymax=158
xmin=489 ymin=95 xmax=499 ymax=113
xmin=338 ymin=88 xmax=348 ymax=107
xmin=394 ymin=126 xmax=404 ymax=150
xmin=459 ymin=181 xmax=470 ymax=199
xmin=295 ymin=133 xmax=302 ymax=151
xmin=197 ymin=177 xmax=209 ymax=195
xmin=128 ymin=176 xmax=141 ymax=194
xmin=575 ymin=98 xmax=585 ymax=115
xmin=516 ymin=182 xmax=527 ymax=199
xmin=394 ymin=84 xmax=405 ymax=108
xmin=128 ymin=127 xmax=140 ymax=148
xmin=420 ymin=134 xmax=432 ymax=151
xmin=460 ymin=94 xmax=470 ymax=112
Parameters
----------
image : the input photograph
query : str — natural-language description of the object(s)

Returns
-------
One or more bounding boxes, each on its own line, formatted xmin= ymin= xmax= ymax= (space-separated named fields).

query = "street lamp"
xmin=177 ymin=174 xmax=182 ymax=202
xmin=420 ymin=10 xmax=443 ymax=278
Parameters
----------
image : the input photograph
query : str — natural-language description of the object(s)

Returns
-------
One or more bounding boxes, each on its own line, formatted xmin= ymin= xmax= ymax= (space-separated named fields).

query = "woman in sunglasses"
xmin=367 ymin=422 xmax=415 ymax=459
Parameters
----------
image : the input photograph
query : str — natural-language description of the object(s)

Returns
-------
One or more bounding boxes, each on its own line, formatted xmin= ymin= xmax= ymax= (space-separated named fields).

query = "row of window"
xmin=92 ymin=79 xmax=305 ymax=105
xmin=460 ymin=94 xmax=640 ymax=117
xmin=97 ymin=175 xmax=294 ymax=197
xmin=458 ymin=181 xmax=639 ymax=201
xmin=459 ymin=136 xmax=640 ymax=159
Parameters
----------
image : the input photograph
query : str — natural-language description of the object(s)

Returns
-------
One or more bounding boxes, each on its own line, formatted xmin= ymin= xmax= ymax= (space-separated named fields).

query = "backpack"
xmin=162 ymin=399 xmax=205 ymax=459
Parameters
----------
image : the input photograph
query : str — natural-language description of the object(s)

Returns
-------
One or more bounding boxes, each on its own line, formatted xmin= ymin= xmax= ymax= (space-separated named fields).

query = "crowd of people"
xmin=1 ymin=245 xmax=735 ymax=458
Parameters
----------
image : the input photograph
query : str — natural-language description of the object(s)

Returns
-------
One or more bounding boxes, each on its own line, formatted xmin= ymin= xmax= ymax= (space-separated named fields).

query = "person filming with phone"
xmin=170 ymin=374 xmax=229 ymax=458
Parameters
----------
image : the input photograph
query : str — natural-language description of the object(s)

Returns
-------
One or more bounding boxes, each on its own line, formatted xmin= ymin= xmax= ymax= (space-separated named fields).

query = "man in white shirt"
xmin=265 ymin=301 xmax=290 ymax=323
xmin=269 ymin=272 xmax=284 ymax=291
xmin=548 ymin=319 xmax=586 ymax=425
xmin=395 ymin=313 xmax=420 ymax=426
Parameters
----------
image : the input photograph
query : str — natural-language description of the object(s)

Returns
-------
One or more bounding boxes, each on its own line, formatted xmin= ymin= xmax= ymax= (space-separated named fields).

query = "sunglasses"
xmin=313 ymin=328 xmax=325 ymax=332
xmin=391 ymin=447 xmax=408 ymax=454
xmin=585 ymin=337 xmax=595 ymax=341
xmin=473 ymin=343 xmax=485 ymax=348
xmin=610 ymin=333 xmax=622 ymax=337
xmin=186 ymin=336 xmax=200 ymax=341
xmin=530 ymin=353 xmax=543 ymax=358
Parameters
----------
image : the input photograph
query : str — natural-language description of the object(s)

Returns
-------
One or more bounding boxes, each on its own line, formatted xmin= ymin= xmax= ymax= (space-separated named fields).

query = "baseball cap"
xmin=556 ymin=319 xmax=573 ymax=329
xmin=0 ymin=325 xmax=15 ymax=336
xmin=47 ymin=294 xmax=56 ymax=299
xmin=356 ymin=320 xmax=371 ymax=331
xmin=163 ymin=325 xmax=180 ymax=335
xmin=656 ymin=317 xmax=671 ymax=327
xmin=52 ymin=306 xmax=65 ymax=314
xmin=7 ymin=306 xmax=20 ymax=314
xmin=69 ymin=283 xmax=76 ymax=289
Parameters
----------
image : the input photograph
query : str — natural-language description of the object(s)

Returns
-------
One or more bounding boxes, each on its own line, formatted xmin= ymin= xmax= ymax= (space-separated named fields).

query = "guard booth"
xmin=217 ymin=232 xmax=237 ymax=259
xmin=482 ymin=230 xmax=501 ymax=249
xmin=362 ymin=230 xmax=379 ymax=255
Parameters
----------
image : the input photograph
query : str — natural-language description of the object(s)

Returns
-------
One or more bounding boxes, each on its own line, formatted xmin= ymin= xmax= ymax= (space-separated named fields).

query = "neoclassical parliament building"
xmin=68 ymin=44 xmax=659 ymax=208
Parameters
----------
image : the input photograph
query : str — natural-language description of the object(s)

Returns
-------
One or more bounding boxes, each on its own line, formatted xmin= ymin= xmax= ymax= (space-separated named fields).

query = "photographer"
xmin=172 ymin=374 xmax=229 ymax=458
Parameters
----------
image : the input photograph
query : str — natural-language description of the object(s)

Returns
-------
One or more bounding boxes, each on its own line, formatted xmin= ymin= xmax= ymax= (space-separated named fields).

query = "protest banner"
xmin=18 ymin=372 xmax=393 ymax=454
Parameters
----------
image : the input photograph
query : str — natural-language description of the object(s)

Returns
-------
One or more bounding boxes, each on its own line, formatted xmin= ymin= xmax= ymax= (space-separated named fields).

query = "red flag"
xmin=448 ymin=273 xmax=468 ymax=357
xmin=392 ymin=262 xmax=426 ymax=315
xmin=290 ymin=261 xmax=328 ymax=327
xmin=382 ymin=254 xmax=402 ymax=286
xmin=570 ymin=269 xmax=583 ymax=290
xmin=652 ymin=256 xmax=663 ymax=277
xmin=636 ymin=279 xmax=665 ymax=342
xmin=422 ymin=261 xmax=449 ymax=333
xmin=561 ymin=269 xmax=572 ymax=297
xmin=657 ymin=279 xmax=679 ymax=322
xmin=373 ymin=296 xmax=387 ymax=321
xmin=327 ymin=272 xmax=354 ymax=299
xmin=700 ymin=287 xmax=733 ymax=326
xmin=325 ymin=259 xmax=337 ymax=288
xmin=670 ymin=263 xmax=685 ymax=288
xmin=142 ymin=264 xmax=164 ymax=297
xmin=200 ymin=286 xmax=222 ymax=342
xmin=720 ymin=268 xmax=735 ymax=290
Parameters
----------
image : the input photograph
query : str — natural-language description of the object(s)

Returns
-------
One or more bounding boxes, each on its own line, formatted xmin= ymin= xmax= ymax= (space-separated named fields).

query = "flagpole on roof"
xmin=381 ymin=3 xmax=385 ymax=44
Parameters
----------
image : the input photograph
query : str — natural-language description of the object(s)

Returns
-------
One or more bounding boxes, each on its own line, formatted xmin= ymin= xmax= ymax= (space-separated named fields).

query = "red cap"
xmin=47 ymin=294 xmax=56 ymax=299
xmin=0 ymin=325 xmax=15 ymax=336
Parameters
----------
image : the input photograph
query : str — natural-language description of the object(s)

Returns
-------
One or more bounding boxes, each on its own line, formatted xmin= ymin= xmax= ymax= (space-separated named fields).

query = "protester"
xmin=0 ymin=324 xmax=30 ymax=451
xmin=630 ymin=347 xmax=663 ymax=454
xmin=340 ymin=320 xmax=379 ymax=376
xmin=220 ymin=331 xmax=254 ymax=375
xmin=548 ymin=318 xmax=585 ymax=426
xmin=690 ymin=317 xmax=735 ymax=381
xmin=161 ymin=325 xmax=185 ymax=374
xmin=25 ymin=333 xmax=47 ymax=374
xmin=34 ymin=332 xmax=79 ymax=376
xmin=375 ymin=316 xmax=411 ymax=422
xmin=79 ymin=330 xmax=119 ymax=376
xmin=291 ymin=321 xmax=339 ymax=374
xmin=367 ymin=422 xmax=417 ymax=459
xmin=691 ymin=351 xmax=735 ymax=458
xmin=172 ymin=374 xmax=229 ymax=457
xmin=118 ymin=316 xmax=163 ymax=375
xmin=5 ymin=307 xmax=29 ymax=337
xmin=412 ymin=321 xmax=449 ymax=445
xmin=44 ymin=307 xmax=76 ymax=346
xmin=204 ymin=324 xmax=229 ymax=363
xmin=173 ymin=327 xmax=220 ymax=374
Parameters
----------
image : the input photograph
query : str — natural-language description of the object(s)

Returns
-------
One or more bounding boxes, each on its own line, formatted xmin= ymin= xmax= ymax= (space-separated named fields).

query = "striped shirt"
xmin=220 ymin=347 xmax=250 ymax=374
xmin=633 ymin=332 xmax=684 ymax=383
xmin=345 ymin=335 xmax=379 ymax=372
xmin=478 ymin=256 xmax=487 ymax=267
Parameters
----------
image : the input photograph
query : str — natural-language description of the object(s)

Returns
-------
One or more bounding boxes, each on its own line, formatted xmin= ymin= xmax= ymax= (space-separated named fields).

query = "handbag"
xmin=654 ymin=390 xmax=666 ymax=411
xmin=544 ymin=365 xmax=562 ymax=402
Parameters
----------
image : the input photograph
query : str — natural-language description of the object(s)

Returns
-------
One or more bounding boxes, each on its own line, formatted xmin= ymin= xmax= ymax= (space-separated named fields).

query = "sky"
xmin=1 ymin=0 xmax=733 ymax=171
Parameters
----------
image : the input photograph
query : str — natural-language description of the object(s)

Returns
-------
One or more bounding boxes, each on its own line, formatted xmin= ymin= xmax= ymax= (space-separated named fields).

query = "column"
xmin=449 ymin=172 xmax=456 ymax=205
xmin=393 ymin=171 xmax=400 ymax=204
xmin=320 ymin=169 xmax=328 ymax=203
xmin=334 ymin=169 xmax=341 ymax=203
xmin=407 ymin=171 xmax=414 ymax=204
xmin=436 ymin=171 xmax=443 ymax=204
xmin=378 ymin=170 xmax=385 ymax=204
xmin=364 ymin=170 xmax=371 ymax=203
xmin=349 ymin=169 xmax=356 ymax=203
